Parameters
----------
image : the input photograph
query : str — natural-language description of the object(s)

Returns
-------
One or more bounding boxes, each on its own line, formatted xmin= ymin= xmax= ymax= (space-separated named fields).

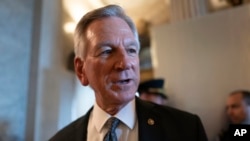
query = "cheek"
xmin=235 ymin=108 xmax=246 ymax=117
xmin=85 ymin=60 xmax=102 ymax=78
xmin=87 ymin=60 xmax=113 ymax=78
xmin=134 ymin=58 xmax=140 ymax=65
xmin=241 ymin=108 xmax=247 ymax=116
xmin=132 ymin=58 xmax=140 ymax=71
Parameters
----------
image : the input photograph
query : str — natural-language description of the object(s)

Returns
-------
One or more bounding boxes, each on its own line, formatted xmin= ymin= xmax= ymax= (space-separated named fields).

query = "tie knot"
xmin=106 ymin=117 xmax=120 ymax=132
xmin=103 ymin=117 xmax=120 ymax=141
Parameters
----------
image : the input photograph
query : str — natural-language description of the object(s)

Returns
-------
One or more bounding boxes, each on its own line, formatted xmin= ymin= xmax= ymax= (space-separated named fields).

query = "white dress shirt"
xmin=87 ymin=98 xmax=138 ymax=141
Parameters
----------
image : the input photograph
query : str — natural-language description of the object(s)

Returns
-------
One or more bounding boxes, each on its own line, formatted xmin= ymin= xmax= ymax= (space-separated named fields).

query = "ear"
xmin=74 ymin=57 xmax=89 ymax=86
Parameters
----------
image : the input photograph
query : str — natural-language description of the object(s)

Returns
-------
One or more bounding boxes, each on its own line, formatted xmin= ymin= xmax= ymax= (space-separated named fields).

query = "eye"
xmin=128 ymin=48 xmax=137 ymax=54
xmin=101 ymin=49 xmax=112 ymax=55
xmin=97 ymin=46 xmax=113 ymax=57
xmin=127 ymin=45 xmax=138 ymax=55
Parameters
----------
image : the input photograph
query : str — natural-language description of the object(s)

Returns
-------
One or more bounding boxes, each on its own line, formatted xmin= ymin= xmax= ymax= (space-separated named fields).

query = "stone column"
xmin=27 ymin=0 xmax=75 ymax=141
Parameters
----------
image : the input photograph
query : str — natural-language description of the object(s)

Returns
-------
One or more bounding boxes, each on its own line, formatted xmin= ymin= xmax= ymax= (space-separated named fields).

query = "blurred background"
xmin=0 ymin=0 xmax=250 ymax=141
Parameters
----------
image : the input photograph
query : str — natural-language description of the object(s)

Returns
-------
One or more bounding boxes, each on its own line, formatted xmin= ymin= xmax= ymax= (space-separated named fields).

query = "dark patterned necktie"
xmin=103 ymin=117 xmax=120 ymax=141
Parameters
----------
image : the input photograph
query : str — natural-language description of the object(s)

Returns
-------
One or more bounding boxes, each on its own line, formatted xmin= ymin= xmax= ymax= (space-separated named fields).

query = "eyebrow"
xmin=124 ymin=41 xmax=139 ymax=49
xmin=95 ymin=40 xmax=139 ymax=49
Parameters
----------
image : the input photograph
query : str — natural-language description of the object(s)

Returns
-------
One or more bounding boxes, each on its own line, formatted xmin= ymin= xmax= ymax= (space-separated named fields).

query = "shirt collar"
xmin=92 ymin=97 xmax=136 ymax=132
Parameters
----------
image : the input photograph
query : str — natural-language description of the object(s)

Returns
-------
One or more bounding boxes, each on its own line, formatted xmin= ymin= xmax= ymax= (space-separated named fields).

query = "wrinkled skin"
xmin=75 ymin=17 xmax=140 ymax=115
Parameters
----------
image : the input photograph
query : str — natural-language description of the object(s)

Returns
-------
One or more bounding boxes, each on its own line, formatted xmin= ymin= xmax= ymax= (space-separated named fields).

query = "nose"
xmin=114 ymin=50 xmax=132 ymax=70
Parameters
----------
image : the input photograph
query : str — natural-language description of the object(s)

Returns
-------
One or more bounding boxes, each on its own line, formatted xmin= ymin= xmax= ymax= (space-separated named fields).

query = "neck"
xmin=105 ymin=105 xmax=124 ymax=115
xmin=97 ymin=101 xmax=129 ymax=116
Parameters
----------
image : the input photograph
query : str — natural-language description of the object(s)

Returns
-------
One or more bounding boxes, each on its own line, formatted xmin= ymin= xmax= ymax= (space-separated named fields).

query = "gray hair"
xmin=74 ymin=4 xmax=140 ymax=59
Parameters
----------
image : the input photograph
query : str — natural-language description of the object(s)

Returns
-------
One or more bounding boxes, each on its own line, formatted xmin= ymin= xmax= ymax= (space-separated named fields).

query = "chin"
xmin=115 ymin=93 xmax=135 ymax=103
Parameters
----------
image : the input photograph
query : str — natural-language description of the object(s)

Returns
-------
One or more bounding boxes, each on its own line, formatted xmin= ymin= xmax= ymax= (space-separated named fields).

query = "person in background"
xmin=227 ymin=0 xmax=244 ymax=6
xmin=49 ymin=4 xmax=207 ymax=141
xmin=226 ymin=90 xmax=250 ymax=124
xmin=218 ymin=90 xmax=250 ymax=141
xmin=138 ymin=79 xmax=168 ymax=105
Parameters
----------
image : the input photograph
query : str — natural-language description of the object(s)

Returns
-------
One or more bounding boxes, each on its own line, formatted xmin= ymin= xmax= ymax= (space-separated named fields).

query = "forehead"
xmin=227 ymin=93 xmax=243 ymax=104
xmin=86 ymin=17 xmax=134 ymax=39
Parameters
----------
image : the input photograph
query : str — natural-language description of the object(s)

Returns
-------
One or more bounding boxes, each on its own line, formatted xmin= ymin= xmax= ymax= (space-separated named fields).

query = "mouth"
xmin=111 ymin=78 xmax=135 ymax=91
xmin=117 ymin=79 xmax=131 ymax=84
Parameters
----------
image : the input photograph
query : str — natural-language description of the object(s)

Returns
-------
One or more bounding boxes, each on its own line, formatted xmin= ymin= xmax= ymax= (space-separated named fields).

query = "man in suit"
xmin=226 ymin=90 xmax=250 ymax=125
xmin=49 ymin=4 xmax=208 ymax=141
xmin=138 ymin=78 xmax=168 ymax=105
xmin=218 ymin=90 xmax=250 ymax=141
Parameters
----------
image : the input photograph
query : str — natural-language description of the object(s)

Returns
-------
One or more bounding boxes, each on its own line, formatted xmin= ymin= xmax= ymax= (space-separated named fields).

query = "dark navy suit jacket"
xmin=49 ymin=97 xmax=208 ymax=141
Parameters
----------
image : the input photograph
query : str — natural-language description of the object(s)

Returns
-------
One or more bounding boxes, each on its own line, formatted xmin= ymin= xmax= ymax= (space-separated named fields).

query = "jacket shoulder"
xmin=136 ymin=97 xmax=197 ymax=120
xmin=49 ymin=107 xmax=93 ymax=141
xmin=49 ymin=116 xmax=86 ymax=141
xmin=158 ymin=104 xmax=197 ymax=120
xmin=136 ymin=98 xmax=208 ymax=141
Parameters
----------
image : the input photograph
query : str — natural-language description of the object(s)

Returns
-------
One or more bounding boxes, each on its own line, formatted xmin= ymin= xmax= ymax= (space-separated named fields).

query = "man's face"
xmin=226 ymin=93 xmax=248 ymax=124
xmin=75 ymin=17 xmax=140 ymax=112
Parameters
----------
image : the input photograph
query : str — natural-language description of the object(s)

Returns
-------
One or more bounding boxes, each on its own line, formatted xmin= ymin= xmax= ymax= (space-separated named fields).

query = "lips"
xmin=117 ymin=79 xmax=131 ymax=84
xmin=110 ymin=78 xmax=133 ymax=86
xmin=110 ymin=79 xmax=134 ymax=92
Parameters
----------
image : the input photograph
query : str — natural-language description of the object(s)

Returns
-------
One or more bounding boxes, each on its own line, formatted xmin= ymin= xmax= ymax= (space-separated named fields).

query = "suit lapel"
xmin=136 ymin=98 xmax=182 ymax=141
xmin=80 ymin=114 xmax=89 ymax=141
xmin=136 ymin=98 xmax=166 ymax=141
xmin=73 ymin=107 xmax=92 ymax=141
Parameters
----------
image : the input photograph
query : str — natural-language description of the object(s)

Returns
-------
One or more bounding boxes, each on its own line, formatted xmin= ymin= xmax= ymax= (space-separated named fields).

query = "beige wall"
xmin=151 ymin=5 xmax=250 ymax=141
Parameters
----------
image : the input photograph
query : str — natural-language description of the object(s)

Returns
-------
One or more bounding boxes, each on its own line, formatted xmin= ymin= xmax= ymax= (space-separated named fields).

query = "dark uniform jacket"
xmin=49 ymin=97 xmax=208 ymax=141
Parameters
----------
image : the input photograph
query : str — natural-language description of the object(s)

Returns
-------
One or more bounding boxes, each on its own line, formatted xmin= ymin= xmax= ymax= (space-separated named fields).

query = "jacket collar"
xmin=80 ymin=97 xmax=181 ymax=141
